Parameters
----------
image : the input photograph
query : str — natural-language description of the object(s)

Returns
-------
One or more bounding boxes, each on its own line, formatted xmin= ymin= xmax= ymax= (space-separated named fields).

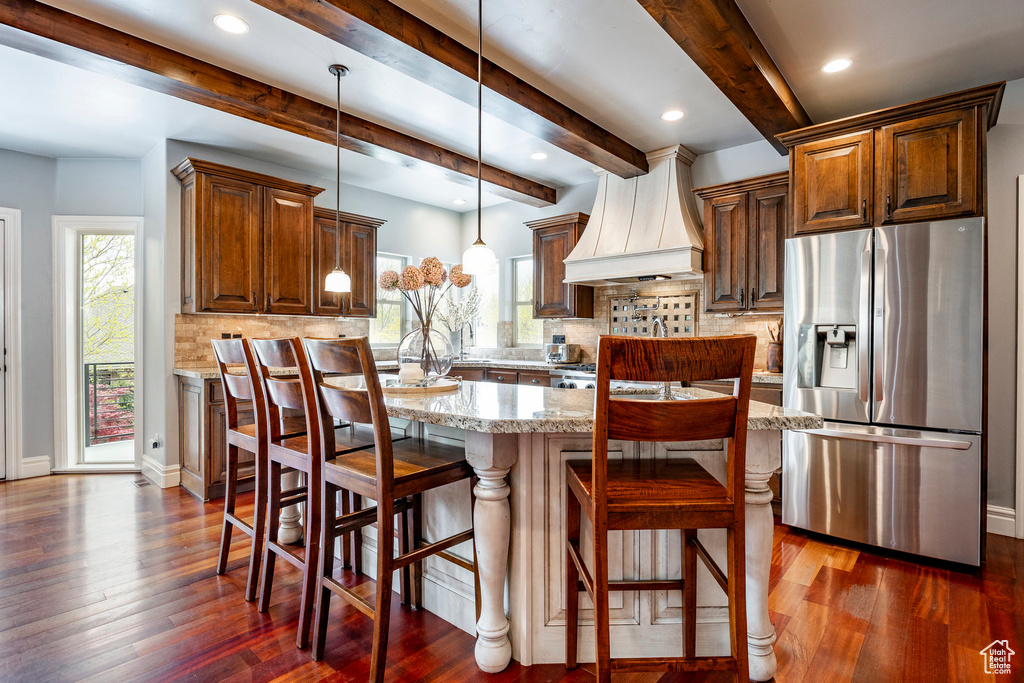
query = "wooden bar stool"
xmin=565 ymin=334 xmax=756 ymax=682
xmin=210 ymin=338 xmax=306 ymax=602
xmin=302 ymin=337 xmax=479 ymax=682
xmin=248 ymin=338 xmax=374 ymax=647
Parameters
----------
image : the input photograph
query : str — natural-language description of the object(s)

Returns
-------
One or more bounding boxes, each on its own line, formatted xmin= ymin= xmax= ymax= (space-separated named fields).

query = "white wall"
xmin=55 ymin=159 xmax=143 ymax=215
xmin=690 ymin=139 xmax=789 ymax=189
xmin=0 ymin=149 xmax=57 ymax=467
xmin=985 ymin=77 xmax=1024 ymax=509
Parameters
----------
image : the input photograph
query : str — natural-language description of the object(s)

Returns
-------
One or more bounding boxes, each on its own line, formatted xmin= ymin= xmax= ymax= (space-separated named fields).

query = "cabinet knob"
xmin=886 ymin=194 xmax=892 ymax=219
xmin=738 ymin=289 xmax=744 ymax=308
xmin=862 ymin=199 xmax=867 ymax=220
xmin=751 ymin=287 xmax=756 ymax=305
xmin=531 ymin=379 xmax=540 ymax=384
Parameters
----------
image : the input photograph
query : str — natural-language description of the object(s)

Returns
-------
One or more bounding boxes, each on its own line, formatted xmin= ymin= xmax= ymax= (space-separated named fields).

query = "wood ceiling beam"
xmin=248 ymin=0 xmax=649 ymax=178
xmin=0 ymin=0 xmax=555 ymax=207
xmin=636 ymin=0 xmax=812 ymax=154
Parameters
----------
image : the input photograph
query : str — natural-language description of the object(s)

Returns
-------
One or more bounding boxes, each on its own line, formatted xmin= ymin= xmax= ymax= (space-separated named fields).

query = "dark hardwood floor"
xmin=1 ymin=473 xmax=1021 ymax=682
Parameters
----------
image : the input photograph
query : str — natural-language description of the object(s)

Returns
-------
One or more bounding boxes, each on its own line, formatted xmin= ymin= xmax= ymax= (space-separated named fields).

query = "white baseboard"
xmin=988 ymin=505 xmax=1016 ymax=537
xmin=141 ymin=454 xmax=181 ymax=488
xmin=20 ymin=456 xmax=52 ymax=479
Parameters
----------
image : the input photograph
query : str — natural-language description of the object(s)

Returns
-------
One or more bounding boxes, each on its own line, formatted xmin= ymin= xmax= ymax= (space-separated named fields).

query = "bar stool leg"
xmin=592 ymin=520 xmax=611 ymax=683
xmin=728 ymin=523 xmax=749 ymax=681
xmin=398 ymin=500 xmax=411 ymax=606
xmin=684 ymin=528 xmax=697 ymax=658
xmin=296 ymin=467 xmax=322 ymax=649
xmin=312 ymin=480 xmax=338 ymax=661
xmin=245 ymin=448 xmax=268 ymax=602
xmin=369 ymin=501 xmax=396 ymax=683
xmin=565 ymin=491 xmax=581 ymax=670
xmin=216 ymin=443 xmax=239 ymax=576
xmin=350 ymin=490 xmax=363 ymax=576
xmin=258 ymin=460 xmax=282 ymax=613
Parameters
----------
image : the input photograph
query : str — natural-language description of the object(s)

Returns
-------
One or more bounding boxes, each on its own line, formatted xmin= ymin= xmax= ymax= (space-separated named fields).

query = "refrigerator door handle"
xmin=858 ymin=242 xmax=871 ymax=403
xmin=792 ymin=428 xmax=973 ymax=451
xmin=873 ymin=244 xmax=886 ymax=403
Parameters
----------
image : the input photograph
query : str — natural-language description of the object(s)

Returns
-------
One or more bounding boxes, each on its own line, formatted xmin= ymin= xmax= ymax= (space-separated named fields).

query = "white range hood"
xmin=564 ymin=144 xmax=705 ymax=285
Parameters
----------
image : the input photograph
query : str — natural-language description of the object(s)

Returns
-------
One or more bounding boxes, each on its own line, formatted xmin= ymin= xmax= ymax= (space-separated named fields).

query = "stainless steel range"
xmin=550 ymin=364 xmax=598 ymax=389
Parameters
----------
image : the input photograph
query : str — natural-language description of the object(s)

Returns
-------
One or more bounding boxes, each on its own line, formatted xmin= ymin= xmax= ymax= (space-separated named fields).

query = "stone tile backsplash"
xmin=174 ymin=314 xmax=369 ymax=367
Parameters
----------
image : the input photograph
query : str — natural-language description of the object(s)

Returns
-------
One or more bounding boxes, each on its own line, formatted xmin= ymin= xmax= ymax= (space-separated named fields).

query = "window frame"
xmin=512 ymin=255 xmax=542 ymax=347
xmin=369 ymin=251 xmax=409 ymax=347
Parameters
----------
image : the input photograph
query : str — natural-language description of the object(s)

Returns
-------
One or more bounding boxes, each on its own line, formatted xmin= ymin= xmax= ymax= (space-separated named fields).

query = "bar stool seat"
xmin=325 ymin=438 xmax=471 ymax=496
xmin=232 ymin=416 xmax=307 ymax=446
xmin=567 ymin=459 xmax=734 ymax=525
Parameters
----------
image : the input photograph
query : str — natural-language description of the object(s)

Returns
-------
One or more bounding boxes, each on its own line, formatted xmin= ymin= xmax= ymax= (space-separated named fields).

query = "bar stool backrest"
xmin=301 ymin=336 xmax=395 ymax=500
xmin=250 ymin=337 xmax=321 ymax=451
xmin=594 ymin=335 xmax=757 ymax=508
xmin=211 ymin=338 xmax=268 ymax=436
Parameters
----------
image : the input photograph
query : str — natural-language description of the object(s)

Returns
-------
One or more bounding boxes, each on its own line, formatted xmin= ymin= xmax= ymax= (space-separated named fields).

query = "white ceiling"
xmin=734 ymin=0 xmax=1024 ymax=122
xmin=2 ymin=0 xmax=1023 ymax=211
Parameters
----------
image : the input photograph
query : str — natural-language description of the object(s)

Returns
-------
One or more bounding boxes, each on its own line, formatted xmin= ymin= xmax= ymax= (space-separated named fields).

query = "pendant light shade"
xmin=324 ymin=267 xmax=352 ymax=293
xmin=461 ymin=0 xmax=496 ymax=276
xmin=462 ymin=240 xmax=497 ymax=275
xmin=325 ymin=64 xmax=352 ymax=294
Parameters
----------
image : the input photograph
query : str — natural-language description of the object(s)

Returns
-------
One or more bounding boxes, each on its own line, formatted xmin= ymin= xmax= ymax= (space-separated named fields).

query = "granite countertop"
xmin=175 ymin=362 xmax=786 ymax=383
xmin=323 ymin=377 xmax=820 ymax=434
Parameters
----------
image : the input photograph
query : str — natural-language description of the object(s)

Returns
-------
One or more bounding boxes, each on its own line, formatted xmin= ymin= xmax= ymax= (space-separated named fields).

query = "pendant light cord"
xmin=336 ymin=67 xmax=342 ymax=269
xmin=476 ymin=0 xmax=483 ymax=245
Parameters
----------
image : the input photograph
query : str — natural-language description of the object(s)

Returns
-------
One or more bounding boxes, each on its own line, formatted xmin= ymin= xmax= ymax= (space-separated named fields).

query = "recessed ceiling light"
xmin=452 ymin=199 xmax=466 ymax=206
xmin=214 ymin=14 xmax=249 ymax=34
xmin=661 ymin=110 xmax=684 ymax=122
xmin=822 ymin=58 xmax=852 ymax=73
xmin=530 ymin=152 xmax=548 ymax=160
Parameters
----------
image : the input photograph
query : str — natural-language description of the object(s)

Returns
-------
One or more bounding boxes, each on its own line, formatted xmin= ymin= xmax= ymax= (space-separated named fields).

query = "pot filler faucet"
xmin=650 ymin=317 xmax=672 ymax=398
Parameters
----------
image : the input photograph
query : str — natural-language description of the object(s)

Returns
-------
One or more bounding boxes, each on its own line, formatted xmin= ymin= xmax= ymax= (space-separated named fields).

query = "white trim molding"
xmin=0 ymin=207 xmax=24 ymax=481
xmin=52 ymin=215 xmax=144 ymax=473
xmin=20 ymin=456 xmax=51 ymax=479
xmin=141 ymin=454 xmax=180 ymax=488
xmin=989 ymin=505 xmax=1017 ymax=538
xmin=1016 ymin=176 xmax=1024 ymax=538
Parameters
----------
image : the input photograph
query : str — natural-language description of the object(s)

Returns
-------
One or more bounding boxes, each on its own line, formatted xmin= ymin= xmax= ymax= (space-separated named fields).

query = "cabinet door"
xmin=345 ymin=223 xmax=377 ymax=318
xmin=518 ymin=370 xmax=551 ymax=387
xmin=792 ymin=130 xmax=873 ymax=234
xmin=312 ymin=214 xmax=344 ymax=316
xmin=264 ymin=187 xmax=313 ymax=315
xmin=455 ymin=367 xmax=487 ymax=382
xmin=534 ymin=226 xmax=573 ymax=318
xmin=704 ymin=192 xmax=748 ymax=311
xmin=748 ymin=184 xmax=788 ymax=311
xmin=199 ymin=175 xmax=261 ymax=312
xmin=877 ymin=108 xmax=978 ymax=224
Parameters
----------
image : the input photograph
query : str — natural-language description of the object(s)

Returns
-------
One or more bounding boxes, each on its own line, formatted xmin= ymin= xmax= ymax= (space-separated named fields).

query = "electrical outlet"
xmin=151 ymin=434 xmax=161 ymax=450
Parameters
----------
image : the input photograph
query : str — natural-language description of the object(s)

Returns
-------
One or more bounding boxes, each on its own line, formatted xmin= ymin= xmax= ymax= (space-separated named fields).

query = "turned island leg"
xmin=743 ymin=430 xmax=781 ymax=682
xmin=465 ymin=432 xmax=519 ymax=673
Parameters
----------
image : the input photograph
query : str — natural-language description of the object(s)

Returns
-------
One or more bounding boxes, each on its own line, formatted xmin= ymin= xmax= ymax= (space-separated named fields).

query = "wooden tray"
xmin=382 ymin=378 xmax=461 ymax=396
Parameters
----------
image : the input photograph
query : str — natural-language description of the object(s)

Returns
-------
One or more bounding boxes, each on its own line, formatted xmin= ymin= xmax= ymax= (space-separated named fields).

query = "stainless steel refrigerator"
xmin=782 ymin=217 xmax=984 ymax=565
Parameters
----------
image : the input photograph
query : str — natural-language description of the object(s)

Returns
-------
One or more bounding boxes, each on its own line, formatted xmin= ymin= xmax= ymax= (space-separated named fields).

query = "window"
xmin=473 ymin=268 xmax=499 ymax=348
xmin=513 ymin=256 xmax=541 ymax=346
xmin=370 ymin=253 xmax=407 ymax=345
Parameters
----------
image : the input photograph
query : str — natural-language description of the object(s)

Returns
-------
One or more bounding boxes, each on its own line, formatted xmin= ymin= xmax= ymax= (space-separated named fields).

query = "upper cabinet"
xmin=174 ymin=158 xmax=384 ymax=318
xmin=174 ymin=158 xmax=323 ymax=314
xmin=312 ymin=208 xmax=385 ymax=318
xmin=779 ymin=82 xmax=1004 ymax=235
xmin=526 ymin=212 xmax=593 ymax=319
xmin=694 ymin=172 xmax=788 ymax=313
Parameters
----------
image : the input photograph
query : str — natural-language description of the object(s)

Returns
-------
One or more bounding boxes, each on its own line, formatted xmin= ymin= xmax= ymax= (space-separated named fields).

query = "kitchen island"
xmin=340 ymin=379 xmax=821 ymax=682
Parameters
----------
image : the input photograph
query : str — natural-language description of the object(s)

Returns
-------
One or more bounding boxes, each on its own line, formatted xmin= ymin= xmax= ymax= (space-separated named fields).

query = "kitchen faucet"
xmin=650 ymin=317 xmax=672 ymax=397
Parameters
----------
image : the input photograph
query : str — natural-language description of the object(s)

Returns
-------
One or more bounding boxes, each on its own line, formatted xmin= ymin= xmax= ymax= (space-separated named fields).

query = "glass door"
xmin=79 ymin=232 xmax=136 ymax=464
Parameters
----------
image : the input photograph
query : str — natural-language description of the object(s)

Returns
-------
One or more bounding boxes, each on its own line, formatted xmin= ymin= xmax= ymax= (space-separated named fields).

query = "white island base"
xmin=354 ymin=427 xmax=782 ymax=681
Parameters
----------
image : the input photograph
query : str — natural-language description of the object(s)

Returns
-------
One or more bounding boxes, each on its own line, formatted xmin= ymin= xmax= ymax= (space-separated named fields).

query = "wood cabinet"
xmin=485 ymin=369 xmax=517 ymax=384
xmin=694 ymin=172 xmax=788 ymax=313
xmin=518 ymin=370 xmax=551 ymax=387
xmin=779 ymin=82 xmax=1004 ymax=235
xmin=526 ymin=212 xmax=593 ymax=319
xmin=312 ymin=208 xmax=385 ymax=317
xmin=178 ymin=375 xmax=256 ymax=501
xmin=174 ymin=158 xmax=324 ymax=314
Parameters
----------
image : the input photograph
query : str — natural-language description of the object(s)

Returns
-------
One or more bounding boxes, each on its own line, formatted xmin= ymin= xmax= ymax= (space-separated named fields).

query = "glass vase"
xmin=397 ymin=324 xmax=455 ymax=378
xmin=449 ymin=330 xmax=462 ymax=359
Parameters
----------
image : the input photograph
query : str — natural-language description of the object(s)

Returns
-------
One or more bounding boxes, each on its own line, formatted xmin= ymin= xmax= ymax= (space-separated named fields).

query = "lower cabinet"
xmin=485 ymin=369 xmax=517 ymax=384
xmin=518 ymin=370 xmax=551 ymax=387
xmin=178 ymin=375 xmax=255 ymax=501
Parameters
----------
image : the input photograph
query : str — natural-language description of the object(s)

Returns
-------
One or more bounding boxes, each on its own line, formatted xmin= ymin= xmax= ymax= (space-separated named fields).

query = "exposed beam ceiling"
xmin=0 ymin=0 xmax=555 ymax=206
xmin=249 ymin=0 xmax=649 ymax=178
xmin=636 ymin=0 xmax=812 ymax=154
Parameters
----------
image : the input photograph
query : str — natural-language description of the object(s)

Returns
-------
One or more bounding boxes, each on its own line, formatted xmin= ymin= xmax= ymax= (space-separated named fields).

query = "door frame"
xmin=0 ymin=208 xmax=23 ymax=480
xmin=1016 ymin=176 xmax=1024 ymax=538
xmin=52 ymin=215 xmax=144 ymax=473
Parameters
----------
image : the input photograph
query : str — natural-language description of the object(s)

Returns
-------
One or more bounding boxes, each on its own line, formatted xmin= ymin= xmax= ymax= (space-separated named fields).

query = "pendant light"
xmin=324 ymin=64 xmax=353 ymax=293
xmin=461 ymin=0 xmax=498 ymax=275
